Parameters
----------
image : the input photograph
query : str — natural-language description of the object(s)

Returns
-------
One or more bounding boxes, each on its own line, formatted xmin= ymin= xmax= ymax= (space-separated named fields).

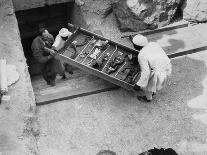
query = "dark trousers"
xmin=40 ymin=60 xmax=57 ymax=84
xmin=40 ymin=57 xmax=65 ymax=83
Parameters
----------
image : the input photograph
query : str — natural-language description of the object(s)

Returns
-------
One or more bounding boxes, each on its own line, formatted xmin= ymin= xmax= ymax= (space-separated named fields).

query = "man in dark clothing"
xmin=31 ymin=28 xmax=65 ymax=86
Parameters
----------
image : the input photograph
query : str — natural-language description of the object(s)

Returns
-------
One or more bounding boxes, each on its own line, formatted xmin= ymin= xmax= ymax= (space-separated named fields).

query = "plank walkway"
xmin=33 ymin=23 xmax=207 ymax=105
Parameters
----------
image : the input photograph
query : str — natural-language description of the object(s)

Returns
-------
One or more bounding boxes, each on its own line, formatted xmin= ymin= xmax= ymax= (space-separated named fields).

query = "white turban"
xmin=59 ymin=28 xmax=72 ymax=37
xmin=132 ymin=34 xmax=148 ymax=47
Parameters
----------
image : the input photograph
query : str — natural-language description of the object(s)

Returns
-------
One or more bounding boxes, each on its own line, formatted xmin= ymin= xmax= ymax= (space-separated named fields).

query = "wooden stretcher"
xmin=54 ymin=24 xmax=143 ymax=90
xmin=54 ymin=22 xmax=207 ymax=91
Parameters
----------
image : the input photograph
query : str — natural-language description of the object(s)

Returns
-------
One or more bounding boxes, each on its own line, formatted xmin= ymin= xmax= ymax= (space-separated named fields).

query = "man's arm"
xmin=32 ymin=45 xmax=52 ymax=63
xmin=33 ymin=49 xmax=52 ymax=63
xmin=136 ymin=55 xmax=151 ymax=88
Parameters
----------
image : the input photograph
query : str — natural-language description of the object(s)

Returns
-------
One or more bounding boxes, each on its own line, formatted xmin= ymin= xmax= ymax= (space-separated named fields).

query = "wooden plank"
xmin=168 ymin=46 xmax=207 ymax=59
xmin=121 ymin=22 xmax=189 ymax=38
xmin=35 ymin=79 xmax=119 ymax=105
xmin=140 ymin=23 xmax=189 ymax=35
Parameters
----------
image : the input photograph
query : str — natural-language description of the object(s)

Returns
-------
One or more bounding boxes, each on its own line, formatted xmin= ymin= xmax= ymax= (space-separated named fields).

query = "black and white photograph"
xmin=0 ymin=0 xmax=207 ymax=154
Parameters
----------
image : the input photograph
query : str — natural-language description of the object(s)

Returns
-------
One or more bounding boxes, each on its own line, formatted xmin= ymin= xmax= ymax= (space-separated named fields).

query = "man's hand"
xmin=72 ymin=40 xmax=77 ymax=45
xmin=49 ymin=49 xmax=57 ymax=56
xmin=44 ymin=47 xmax=57 ymax=56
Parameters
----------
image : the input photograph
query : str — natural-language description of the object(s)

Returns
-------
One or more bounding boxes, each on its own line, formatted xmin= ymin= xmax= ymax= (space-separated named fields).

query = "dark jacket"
xmin=31 ymin=35 xmax=54 ymax=63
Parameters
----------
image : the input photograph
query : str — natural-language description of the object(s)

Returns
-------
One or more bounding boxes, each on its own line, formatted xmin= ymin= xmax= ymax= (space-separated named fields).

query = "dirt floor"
xmin=37 ymin=49 xmax=207 ymax=155
xmin=36 ymin=2 xmax=207 ymax=154
xmin=36 ymin=1 xmax=207 ymax=155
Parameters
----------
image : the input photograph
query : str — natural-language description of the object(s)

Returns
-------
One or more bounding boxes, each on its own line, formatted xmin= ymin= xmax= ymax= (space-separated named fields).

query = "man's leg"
xmin=136 ymin=88 xmax=153 ymax=102
xmin=145 ymin=90 xmax=153 ymax=101
xmin=40 ymin=63 xmax=50 ymax=84
xmin=46 ymin=61 xmax=57 ymax=86
xmin=51 ymin=58 xmax=67 ymax=79
xmin=63 ymin=63 xmax=73 ymax=75
xmin=48 ymin=72 xmax=57 ymax=86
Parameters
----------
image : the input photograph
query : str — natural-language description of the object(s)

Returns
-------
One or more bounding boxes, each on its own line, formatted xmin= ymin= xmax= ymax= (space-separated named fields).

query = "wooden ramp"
xmin=33 ymin=23 xmax=207 ymax=105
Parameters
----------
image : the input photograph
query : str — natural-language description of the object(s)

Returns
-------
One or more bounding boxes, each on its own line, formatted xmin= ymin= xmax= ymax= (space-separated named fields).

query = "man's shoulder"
xmin=32 ymin=36 xmax=42 ymax=44
xmin=31 ymin=36 xmax=44 ymax=50
xmin=46 ymin=33 xmax=54 ymax=40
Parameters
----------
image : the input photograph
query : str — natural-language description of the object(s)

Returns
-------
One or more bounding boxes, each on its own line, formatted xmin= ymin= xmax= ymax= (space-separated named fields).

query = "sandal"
xmin=137 ymin=96 xmax=151 ymax=102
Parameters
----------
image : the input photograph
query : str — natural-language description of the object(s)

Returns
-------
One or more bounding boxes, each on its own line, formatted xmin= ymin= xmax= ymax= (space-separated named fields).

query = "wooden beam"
xmin=121 ymin=22 xmax=189 ymax=38
xmin=168 ymin=46 xmax=207 ymax=59
xmin=0 ymin=59 xmax=8 ymax=95
xmin=35 ymin=79 xmax=119 ymax=105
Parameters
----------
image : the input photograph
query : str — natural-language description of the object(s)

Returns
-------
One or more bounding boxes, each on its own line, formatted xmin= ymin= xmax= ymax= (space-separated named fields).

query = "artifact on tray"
xmin=106 ymin=56 xmax=125 ymax=74
xmin=123 ymin=67 xmax=140 ymax=84
xmin=69 ymin=36 xmax=91 ymax=59
xmin=89 ymin=48 xmax=102 ymax=59
xmin=115 ymin=53 xmax=140 ymax=83
xmin=93 ymin=40 xmax=109 ymax=48
xmin=80 ymin=50 xmax=90 ymax=58
xmin=91 ymin=53 xmax=110 ymax=70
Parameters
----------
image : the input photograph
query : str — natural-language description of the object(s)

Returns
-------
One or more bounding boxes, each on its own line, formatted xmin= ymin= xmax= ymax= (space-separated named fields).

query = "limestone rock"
xmin=113 ymin=0 xmax=182 ymax=32
xmin=82 ymin=0 xmax=113 ymax=18
xmin=75 ymin=0 xmax=85 ymax=6
xmin=182 ymin=0 xmax=207 ymax=22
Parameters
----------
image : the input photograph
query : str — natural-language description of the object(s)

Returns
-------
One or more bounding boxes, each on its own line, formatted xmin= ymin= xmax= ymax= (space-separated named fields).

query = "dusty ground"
xmin=0 ymin=0 xmax=37 ymax=155
xmin=37 ymin=50 xmax=207 ymax=155
xmin=36 ymin=1 xmax=207 ymax=155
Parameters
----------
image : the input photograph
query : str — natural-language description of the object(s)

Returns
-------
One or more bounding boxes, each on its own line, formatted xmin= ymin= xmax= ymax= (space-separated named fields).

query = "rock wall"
xmin=182 ymin=0 xmax=207 ymax=22
xmin=71 ymin=0 xmax=133 ymax=47
xmin=113 ymin=0 xmax=182 ymax=32
xmin=0 ymin=0 xmax=38 ymax=154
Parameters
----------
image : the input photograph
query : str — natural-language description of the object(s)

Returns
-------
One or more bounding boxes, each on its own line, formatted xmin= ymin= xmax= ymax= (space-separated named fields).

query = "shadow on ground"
xmin=146 ymin=28 xmax=186 ymax=54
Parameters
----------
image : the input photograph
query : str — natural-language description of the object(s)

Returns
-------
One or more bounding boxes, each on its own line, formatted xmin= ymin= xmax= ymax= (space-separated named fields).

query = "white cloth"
xmin=59 ymin=28 xmax=72 ymax=37
xmin=136 ymin=42 xmax=172 ymax=93
xmin=52 ymin=34 xmax=66 ymax=51
xmin=132 ymin=34 xmax=148 ymax=47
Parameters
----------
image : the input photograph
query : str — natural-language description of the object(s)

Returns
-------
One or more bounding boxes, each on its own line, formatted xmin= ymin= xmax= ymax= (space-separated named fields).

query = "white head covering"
xmin=132 ymin=34 xmax=148 ymax=47
xmin=59 ymin=28 xmax=72 ymax=37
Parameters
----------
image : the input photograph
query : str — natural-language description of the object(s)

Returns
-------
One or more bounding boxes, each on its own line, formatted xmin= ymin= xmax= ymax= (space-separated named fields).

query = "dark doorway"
xmin=15 ymin=2 xmax=74 ymax=76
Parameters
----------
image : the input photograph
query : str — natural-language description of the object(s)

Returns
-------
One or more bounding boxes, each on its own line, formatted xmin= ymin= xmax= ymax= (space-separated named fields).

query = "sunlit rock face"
xmin=113 ymin=0 xmax=182 ymax=32
xmin=182 ymin=0 xmax=207 ymax=23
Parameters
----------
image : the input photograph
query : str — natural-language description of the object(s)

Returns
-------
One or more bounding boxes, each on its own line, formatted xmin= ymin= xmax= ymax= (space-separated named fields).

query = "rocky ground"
xmin=37 ymin=49 xmax=207 ymax=155
xmin=0 ymin=0 xmax=37 ymax=155
xmin=36 ymin=1 xmax=207 ymax=155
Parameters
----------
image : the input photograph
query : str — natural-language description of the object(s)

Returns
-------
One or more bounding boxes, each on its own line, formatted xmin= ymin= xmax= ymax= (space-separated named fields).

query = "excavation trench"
xmin=16 ymin=2 xmax=74 ymax=76
xmin=15 ymin=2 xmax=207 ymax=105
xmin=15 ymin=2 xmax=118 ymax=105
